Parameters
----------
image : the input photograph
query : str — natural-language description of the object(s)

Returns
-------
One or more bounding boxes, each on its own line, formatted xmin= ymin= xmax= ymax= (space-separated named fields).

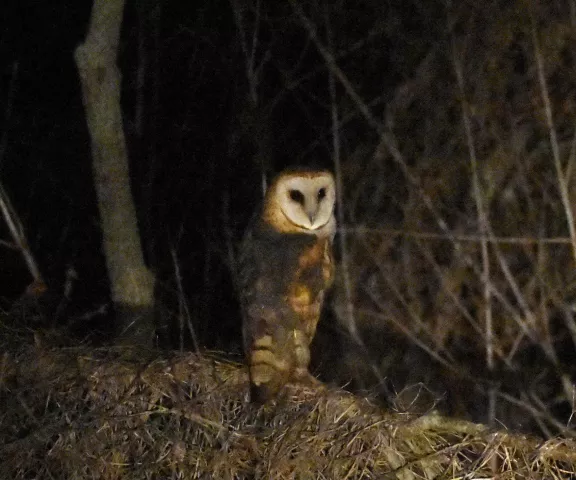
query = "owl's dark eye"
xmin=317 ymin=188 xmax=326 ymax=200
xmin=289 ymin=189 xmax=305 ymax=204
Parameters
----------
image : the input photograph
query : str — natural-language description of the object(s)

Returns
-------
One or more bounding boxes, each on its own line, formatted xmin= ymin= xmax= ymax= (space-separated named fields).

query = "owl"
xmin=238 ymin=168 xmax=336 ymax=403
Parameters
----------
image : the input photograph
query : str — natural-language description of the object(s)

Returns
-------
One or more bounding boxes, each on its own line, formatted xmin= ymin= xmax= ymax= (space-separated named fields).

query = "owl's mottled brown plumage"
xmin=239 ymin=168 xmax=336 ymax=403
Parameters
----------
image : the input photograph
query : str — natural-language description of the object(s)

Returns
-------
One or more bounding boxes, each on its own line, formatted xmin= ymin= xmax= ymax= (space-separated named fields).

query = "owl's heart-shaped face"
xmin=263 ymin=169 xmax=336 ymax=237
xmin=278 ymin=174 xmax=335 ymax=230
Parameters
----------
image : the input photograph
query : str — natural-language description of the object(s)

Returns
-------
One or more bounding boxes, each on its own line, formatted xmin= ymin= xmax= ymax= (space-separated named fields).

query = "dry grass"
xmin=1 ymin=341 xmax=575 ymax=479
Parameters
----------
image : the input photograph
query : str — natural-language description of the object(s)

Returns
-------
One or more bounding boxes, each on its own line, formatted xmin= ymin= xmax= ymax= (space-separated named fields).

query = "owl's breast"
xmin=296 ymin=237 xmax=335 ymax=291
xmin=240 ymin=228 xmax=334 ymax=322
xmin=286 ymin=236 xmax=334 ymax=326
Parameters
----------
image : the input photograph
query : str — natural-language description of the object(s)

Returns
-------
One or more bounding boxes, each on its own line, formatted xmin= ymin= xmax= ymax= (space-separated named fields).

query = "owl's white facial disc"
xmin=277 ymin=173 xmax=336 ymax=231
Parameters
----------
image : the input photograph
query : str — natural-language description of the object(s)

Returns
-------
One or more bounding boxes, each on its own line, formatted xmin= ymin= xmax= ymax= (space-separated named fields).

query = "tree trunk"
xmin=75 ymin=0 xmax=155 ymax=346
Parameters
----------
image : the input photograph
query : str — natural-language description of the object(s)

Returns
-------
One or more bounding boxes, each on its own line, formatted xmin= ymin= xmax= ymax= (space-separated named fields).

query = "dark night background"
xmin=0 ymin=0 xmax=404 ymax=346
xmin=1 ymin=0 xmax=576 ymax=436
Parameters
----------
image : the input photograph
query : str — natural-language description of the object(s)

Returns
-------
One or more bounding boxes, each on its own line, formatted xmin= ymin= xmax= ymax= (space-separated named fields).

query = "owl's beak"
xmin=306 ymin=205 xmax=318 ymax=225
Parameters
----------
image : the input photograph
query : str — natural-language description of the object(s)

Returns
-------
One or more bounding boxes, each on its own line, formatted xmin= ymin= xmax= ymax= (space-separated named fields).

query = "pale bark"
xmin=75 ymin=0 xmax=155 ymax=345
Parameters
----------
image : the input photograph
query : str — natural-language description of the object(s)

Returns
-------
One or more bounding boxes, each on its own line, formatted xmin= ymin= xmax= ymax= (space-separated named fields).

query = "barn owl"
xmin=239 ymin=168 xmax=336 ymax=403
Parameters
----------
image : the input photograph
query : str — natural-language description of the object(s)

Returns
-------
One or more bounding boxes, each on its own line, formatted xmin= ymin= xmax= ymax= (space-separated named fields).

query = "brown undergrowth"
xmin=0 ymin=338 xmax=575 ymax=479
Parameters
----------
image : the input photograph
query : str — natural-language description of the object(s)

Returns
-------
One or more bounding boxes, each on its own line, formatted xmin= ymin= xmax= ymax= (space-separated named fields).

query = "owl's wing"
xmin=238 ymin=225 xmax=308 ymax=402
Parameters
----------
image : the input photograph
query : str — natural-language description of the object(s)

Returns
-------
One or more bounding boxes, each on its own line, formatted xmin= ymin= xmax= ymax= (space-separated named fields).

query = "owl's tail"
xmin=248 ymin=333 xmax=290 ymax=403
xmin=248 ymin=328 xmax=316 ymax=402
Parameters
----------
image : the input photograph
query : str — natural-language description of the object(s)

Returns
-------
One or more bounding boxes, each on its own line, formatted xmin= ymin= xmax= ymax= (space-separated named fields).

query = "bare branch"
xmin=531 ymin=15 xmax=576 ymax=264
xmin=0 ymin=184 xmax=43 ymax=284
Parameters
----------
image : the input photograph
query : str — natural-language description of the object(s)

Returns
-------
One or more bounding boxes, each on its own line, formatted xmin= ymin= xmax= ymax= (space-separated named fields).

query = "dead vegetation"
xmin=0 ymin=338 xmax=575 ymax=479
xmin=319 ymin=0 xmax=576 ymax=436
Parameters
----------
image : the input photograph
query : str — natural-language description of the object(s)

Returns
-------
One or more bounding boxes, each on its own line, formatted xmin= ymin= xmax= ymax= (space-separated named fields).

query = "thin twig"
xmin=0 ymin=61 xmax=19 ymax=171
xmin=170 ymin=231 xmax=198 ymax=352
xmin=326 ymin=11 xmax=360 ymax=346
xmin=0 ymin=61 xmax=43 ymax=284
xmin=340 ymin=226 xmax=573 ymax=245
xmin=531 ymin=15 xmax=576 ymax=264
xmin=288 ymin=0 xmax=383 ymax=133
xmin=451 ymin=36 xmax=494 ymax=391
xmin=0 ymin=184 xmax=44 ymax=284
xmin=229 ymin=0 xmax=268 ymax=194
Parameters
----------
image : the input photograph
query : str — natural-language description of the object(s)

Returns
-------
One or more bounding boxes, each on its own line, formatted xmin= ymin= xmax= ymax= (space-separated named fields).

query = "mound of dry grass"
xmin=0 ymin=343 xmax=574 ymax=479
